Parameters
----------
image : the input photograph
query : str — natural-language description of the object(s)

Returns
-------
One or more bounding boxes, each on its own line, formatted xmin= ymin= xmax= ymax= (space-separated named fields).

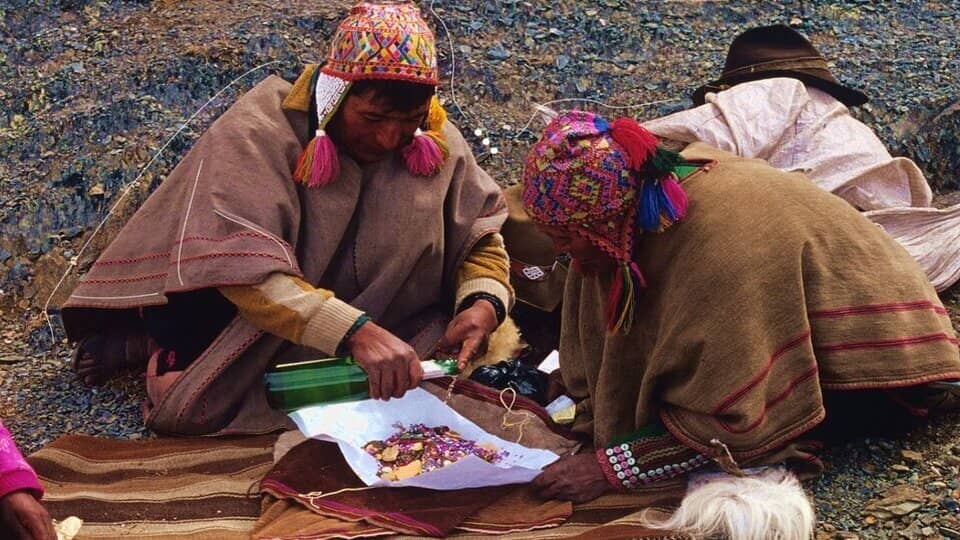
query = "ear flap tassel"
xmin=638 ymin=178 xmax=662 ymax=232
xmin=650 ymin=146 xmax=684 ymax=176
xmin=636 ymin=174 xmax=690 ymax=232
xmin=605 ymin=263 xmax=625 ymax=330
xmin=660 ymin=173 xmax=689 ymax=220
xmin=294 ymin=130 xmax=340 ymax=187
xmin=609 ymin=117 xmax=659 ymax=170
xmin=605 ymin=261 xmax=646 ymax=333
xmin=403 ymin=128 xmax=446 ymax=176
xmin=402 ymin=95 xmax=449 ymax=177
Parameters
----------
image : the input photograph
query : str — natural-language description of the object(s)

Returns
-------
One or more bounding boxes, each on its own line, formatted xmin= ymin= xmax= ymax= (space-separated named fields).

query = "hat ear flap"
xmin=294 ymin=73 xmax=350 ymax=188
xmin=402 ymin=95 xmax=449 ymax=177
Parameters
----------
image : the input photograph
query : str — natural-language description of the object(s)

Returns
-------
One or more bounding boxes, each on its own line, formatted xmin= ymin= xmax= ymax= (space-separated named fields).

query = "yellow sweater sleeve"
xmin=219 ymin=274 xmax=363 ymax=356
xmin=454 ymin=232 xmax=514 ymax=312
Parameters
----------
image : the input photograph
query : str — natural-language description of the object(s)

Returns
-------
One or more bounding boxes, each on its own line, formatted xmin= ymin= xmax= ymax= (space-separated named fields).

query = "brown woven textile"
xmin=60 ymin=75 xmax=507 ymax=437
xmin=253 ymin=379 xmax=686 ymax=539
xmin=260 ymin=439 xmax=563 ymax=537
xmin=560 ymin=142 xmax=960 ymax=468
xmin=253 ymin=491 xmax=687 ymax=539
xmin=27 ymin=434 xmax=277 ymax=539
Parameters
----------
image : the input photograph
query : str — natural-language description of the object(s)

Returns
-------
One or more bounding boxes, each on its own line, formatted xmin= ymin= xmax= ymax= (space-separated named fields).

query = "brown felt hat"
xmin=692 ymin=24 xmax=868 ymax=107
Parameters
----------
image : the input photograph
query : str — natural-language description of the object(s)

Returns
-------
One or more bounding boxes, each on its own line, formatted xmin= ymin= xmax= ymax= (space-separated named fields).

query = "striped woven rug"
xmin=253 ymin=489 xmax=689 ymax=540
xmin=27 ymin=434 xmax=277 ymax=539
xmin=252 ymin=379 xmax=690 ymax=539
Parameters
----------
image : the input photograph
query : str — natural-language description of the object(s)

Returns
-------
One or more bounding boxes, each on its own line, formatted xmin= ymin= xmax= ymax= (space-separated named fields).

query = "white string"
xmin=513 ymin=97 xmax=680 ymax=139
xmin=41 ymin=60 xmax=281 ymax=344
xmin=426 ymin=0 xmax=468 ymax=122
xmin=422 ymin=1 xmax=681 ymax=143
xmin=498 ymin=387 xmax=534 ymax=444
xmin=303 ymin=487 xmax=375 ymax=500
xmin=176 ymin=159 xmax=204 ymax=286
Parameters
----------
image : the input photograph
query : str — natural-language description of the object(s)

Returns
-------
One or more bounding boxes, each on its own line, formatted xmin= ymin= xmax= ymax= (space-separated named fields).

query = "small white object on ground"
xmin=538 ymin=350 xmax=560 ymax=374
xmin=55 ymin=516 xmax=83 ymax=540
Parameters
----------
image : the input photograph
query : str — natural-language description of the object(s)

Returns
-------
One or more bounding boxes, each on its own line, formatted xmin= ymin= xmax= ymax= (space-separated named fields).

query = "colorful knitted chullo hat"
xmin=293 ymin=1 xmax=449 ymax=187
xmin=521 ymin=110 xmax=689 ymax=333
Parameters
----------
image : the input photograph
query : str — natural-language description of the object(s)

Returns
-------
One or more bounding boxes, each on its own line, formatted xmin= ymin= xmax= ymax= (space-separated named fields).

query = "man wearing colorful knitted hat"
xmin=60 ymin=2 xmax=514 ymax=436
xmin=522 ymin=111 xmax=960 ymax=513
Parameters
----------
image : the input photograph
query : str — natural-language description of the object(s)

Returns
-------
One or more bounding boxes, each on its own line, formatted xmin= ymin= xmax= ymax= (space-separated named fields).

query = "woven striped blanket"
xmin=28 ymin=434 xmax=276 ymax=539
xmin=254 ymin=380 xmax=688 ymax=539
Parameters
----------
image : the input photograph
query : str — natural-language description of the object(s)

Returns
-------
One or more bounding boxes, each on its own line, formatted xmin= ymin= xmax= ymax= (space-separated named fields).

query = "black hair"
xmin=348 ymin=79 xmax=435 ymax=112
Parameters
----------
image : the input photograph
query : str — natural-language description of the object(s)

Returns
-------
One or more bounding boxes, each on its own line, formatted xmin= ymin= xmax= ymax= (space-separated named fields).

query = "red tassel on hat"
xmin=294 ymin=130 xmax=340 ymax=187
xmin=609 ymin=117 xmax=659 ymax=171
xmin=605 ymin=263 xmax=625 ymax=331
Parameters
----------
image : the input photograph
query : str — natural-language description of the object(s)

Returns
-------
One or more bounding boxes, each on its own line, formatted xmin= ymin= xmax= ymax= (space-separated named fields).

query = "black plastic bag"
xmin=469 ymin=359 xmax=550 ymax=405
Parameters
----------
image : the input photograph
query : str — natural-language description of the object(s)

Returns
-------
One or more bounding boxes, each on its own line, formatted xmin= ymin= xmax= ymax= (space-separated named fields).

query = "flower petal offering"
xmin=365 ymin=423 xmax=504 ymax=481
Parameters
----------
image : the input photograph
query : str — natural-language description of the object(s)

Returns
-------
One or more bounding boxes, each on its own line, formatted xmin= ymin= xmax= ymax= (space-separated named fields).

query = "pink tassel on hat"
xmin=309 ymin=131 xmax=339 ymax=187
xmin=609 ymin=117 xmax=659 ymax=170
xmin=661 ymin=174 xmax=689 ymax=220
xmin=294 ymin=130 xmax=340 ymax=188
xmin=402 ymin=128 xmax=446 ymax=177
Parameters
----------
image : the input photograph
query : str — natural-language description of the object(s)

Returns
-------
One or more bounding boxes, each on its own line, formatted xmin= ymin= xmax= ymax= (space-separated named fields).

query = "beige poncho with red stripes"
xmin=61 ymin=76 xmax=507 ymax=436
xmin=560 ymin=143 xmax=960 ymax=466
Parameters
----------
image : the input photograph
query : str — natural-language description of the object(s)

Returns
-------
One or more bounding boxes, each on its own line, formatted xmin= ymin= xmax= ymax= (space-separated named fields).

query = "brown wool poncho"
xmin=61 ymin=76 xmax=507 ymax=436
xmin=560 ymin=143 xmax=960 ymax=466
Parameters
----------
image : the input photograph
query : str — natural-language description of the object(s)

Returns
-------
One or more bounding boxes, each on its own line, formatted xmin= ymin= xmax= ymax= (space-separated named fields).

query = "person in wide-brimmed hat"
xmin=646 ymin=24 xmax=960 ymax=293
xmin=691 ymin=24 xmax=867 ymax=107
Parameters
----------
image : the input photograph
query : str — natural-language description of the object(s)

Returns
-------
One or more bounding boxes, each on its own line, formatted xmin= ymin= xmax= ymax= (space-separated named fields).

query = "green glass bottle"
xmin=264 ymin=357 xmax=460 ymax=411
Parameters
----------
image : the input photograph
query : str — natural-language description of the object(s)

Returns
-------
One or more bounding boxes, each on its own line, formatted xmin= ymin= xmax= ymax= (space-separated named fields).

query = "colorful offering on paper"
xmin=364 ymin=423 xmax=505 ymax=481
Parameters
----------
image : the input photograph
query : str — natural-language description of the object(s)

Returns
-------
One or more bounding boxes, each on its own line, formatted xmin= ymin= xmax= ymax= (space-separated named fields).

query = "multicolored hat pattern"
xmin=293 ymin=2 xmax=447 ymax=188
xmin=521 ymin=110 xmax=689 ymax=333
xmin=322 ymin=1 xmax=439 ymax=84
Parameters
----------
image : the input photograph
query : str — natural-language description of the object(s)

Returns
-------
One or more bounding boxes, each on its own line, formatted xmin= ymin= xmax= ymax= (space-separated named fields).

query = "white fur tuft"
xmin=640 ymin=467 xmax=814 ymax=540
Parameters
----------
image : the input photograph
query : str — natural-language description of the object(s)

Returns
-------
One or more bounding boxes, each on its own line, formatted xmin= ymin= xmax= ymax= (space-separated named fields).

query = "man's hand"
xmin=0 ymin=491 xmax=56 ymax=540
xmin=346 ymin=321 xmax=423 ymax=400
xmin=531 ymin=454 xmax=614 ymax=503
xmin=439 ymin=300 xmax=499 ymax=370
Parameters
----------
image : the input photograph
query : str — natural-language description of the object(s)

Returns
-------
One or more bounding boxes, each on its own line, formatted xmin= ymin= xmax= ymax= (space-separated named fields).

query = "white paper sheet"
xmin=289 ymin=387 xmax=559 ymax=490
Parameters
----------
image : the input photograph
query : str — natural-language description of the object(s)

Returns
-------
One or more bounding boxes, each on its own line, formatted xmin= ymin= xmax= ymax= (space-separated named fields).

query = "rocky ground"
xmin=1 ymin=0 xmax=959 ymax=538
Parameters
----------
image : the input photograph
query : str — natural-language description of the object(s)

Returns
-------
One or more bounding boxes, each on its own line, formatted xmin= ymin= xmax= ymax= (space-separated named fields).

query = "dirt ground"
xmin=2 ymin=1 xmax=959 ymax=538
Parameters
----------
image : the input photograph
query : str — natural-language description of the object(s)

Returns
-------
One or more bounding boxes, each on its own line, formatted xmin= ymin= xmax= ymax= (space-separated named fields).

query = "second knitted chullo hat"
xmin=521 ymin=110 xmax=689 ymax=333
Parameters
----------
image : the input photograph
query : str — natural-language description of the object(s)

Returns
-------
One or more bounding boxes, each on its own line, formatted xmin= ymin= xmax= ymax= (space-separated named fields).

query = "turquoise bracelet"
xmin=336 ymin=313 xmax=372 ymax=357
